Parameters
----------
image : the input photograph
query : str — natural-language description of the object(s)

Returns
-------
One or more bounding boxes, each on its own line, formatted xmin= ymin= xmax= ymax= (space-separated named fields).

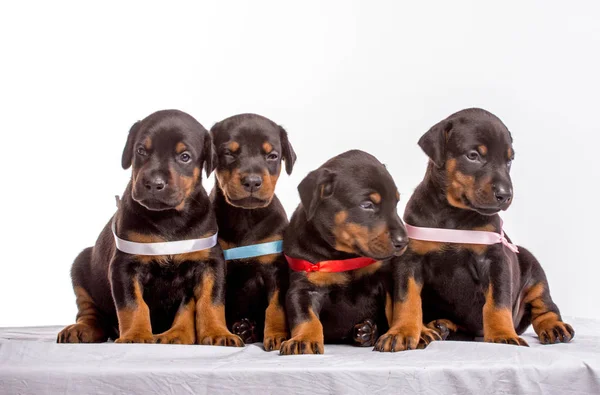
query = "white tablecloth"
xmin=1 ymin=317 xmax=599 ymax=394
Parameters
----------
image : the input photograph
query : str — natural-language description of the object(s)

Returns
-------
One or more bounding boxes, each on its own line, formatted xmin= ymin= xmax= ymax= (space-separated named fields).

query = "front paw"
xmin=353 ymin=318 xmax=379 ymax=347
xmin=153 ymin=329 xmax=195 ymax=345
xmin=374 ymin=327 xmax=420 ymax=352
xmin=537 ymin=320 xmax=575 ymax=344
xmin=231 ymin=318 xmax=257 ymax=344
xmin=57 ymin=323 xmax=106 ymax=343
xmin=485 ymin=333 xmax=529 ymax=346
xmin=115 ymin=331 xmax=154 ymax=344
xmin=264 ymin=333 xmax=287 ymax=352
xmin=280 ymin=338 xmax=324 ymax=355
xmin=198 ymin=332 xmax=244 ymax=347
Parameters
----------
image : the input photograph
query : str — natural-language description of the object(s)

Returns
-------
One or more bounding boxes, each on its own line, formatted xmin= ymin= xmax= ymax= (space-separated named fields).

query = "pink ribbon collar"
xmin=405 ymin=221 xmax=519 ymax=253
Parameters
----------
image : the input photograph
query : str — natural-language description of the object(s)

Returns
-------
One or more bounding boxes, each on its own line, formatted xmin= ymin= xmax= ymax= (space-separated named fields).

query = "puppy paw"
xmin=263 ymin=332 xmax=287 ymax=352
xmin=373 ymin=327 xmax=420 ymax=352
xmin=231 ymin=318 xmax=257 ymax=344
xmin=353 ymin=318 xmax=379 ymax=347
xmin=57 ymin=323 xmax=106 ymax=343
xmin=280 ymin=338 xmax=324 ymax=355
xmin=485 ymin=333 xmax=529 ymax=346
xmin=153 ymin=329 xmax=195 ymax=345
xmin=537 ymin=320 xmax=575 ymax=344
xmin=425 ymin=319 xmax=458 ymax=340
xmin=115 ymin=331 xmax=155 ymax=344
xmin=198 ymin=332 xmax=244 ymax=347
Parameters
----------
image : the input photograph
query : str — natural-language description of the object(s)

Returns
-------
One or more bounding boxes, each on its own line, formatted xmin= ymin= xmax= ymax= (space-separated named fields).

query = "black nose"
xmin=392 ymin=234 xmax=409 ymax=251
xmin=144 ymin=176 xmax=167 ymax=192
xmin=242 ymin=174 xmax=263 ymax=192
xmin=493 ymin=184 xmax=512 ymax=204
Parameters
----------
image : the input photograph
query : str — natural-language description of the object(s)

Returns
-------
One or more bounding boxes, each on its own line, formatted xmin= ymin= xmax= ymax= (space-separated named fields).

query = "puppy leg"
xmin=263 ymin=289 xmax=288 ymax=351
xmin=153 ymin=298 xmax=196 ymax=345
xmin=57 ymin=248 xmax=108 ymax=343
xmin=111 ymin=259 xmax=154 ymax=344
xmin=195 ymin=268 xmax=244 ymax=347
xmin=374 ymin=272 xmax=424 ymax=352
xmin=518 ymin=247 xmax=574 ymax=344
xmin=483 ymin=249 xmax=528 ymax=346
xmin=280 ymin=276 xmax=324 ymax=355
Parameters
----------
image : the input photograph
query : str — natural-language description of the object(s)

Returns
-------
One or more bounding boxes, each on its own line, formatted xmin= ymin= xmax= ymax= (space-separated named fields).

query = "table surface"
xmin=1 ymin=317 xmax=599 ymax=395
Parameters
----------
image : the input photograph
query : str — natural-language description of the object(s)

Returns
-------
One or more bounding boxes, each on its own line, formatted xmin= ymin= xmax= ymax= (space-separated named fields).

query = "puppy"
xmin=210 ymin=113 xmax=296 ymax=351
xmin=280 ymin=150 xmax=412 ymax=355
xmin=57 ymin=109 xmax=243 ymax=346
xmin=375 ymin=108 xmax=574 ymax=351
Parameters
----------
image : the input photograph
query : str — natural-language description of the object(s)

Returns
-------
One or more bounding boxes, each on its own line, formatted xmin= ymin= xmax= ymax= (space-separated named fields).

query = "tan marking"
xmin=333 ymin=211 xmax=394 ymax=257
xmin=144 ymin=137 xmax=152 ymax=150
xmin=195 ymin=272 xmax=242 ymax=345
xmin=396 ymin=190 xmax=400 ymax=201
xmin=176 ymin=142 xmax=187 ymax=154
xmin=174 ymin=166 xmax=201 ymax=211
xmin=307 ymin=271 xmax=350 ymax=286
xmin=459 ymin=224 xmax=495 ymax=254
xmin=153 ymin=299 xmax=196 ymax=344
xmin=478 ymin=145 xmax=488 ymax=155
xmin=227 ymin=141 xmax=240 ymax=152
xmin=483 ymin=284 xmax=519 ymax=342
xmin=256 ymin=234 xmax=283 ymax=264
xmin=57 ymin=286 xmax=107 ymax=343
xmin=262 ymin=142 xmax=273 ymax=153
xmin=370 ymin=192 xmax=382 ymax=204
xmin=508 ymin=147 xmax=514 ymax=159
xmin=353 ymin=260 xmax=384 ymax=278
xmin=263 ymin=290 xmax=288 ymax=348
xmin=409 ymin=239 xmax=445 ymax=255
xmin=115 ymin=281 xmax=153 ymax=343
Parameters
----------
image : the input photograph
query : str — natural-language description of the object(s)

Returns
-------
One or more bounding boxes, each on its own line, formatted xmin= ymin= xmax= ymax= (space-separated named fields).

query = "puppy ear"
xmin=418 ymin=120 xmax=454 ymax=168
xmin=202 ymin=133 xmax=218 ymax=177
xmin=121 ymin=121 xmax=141 ymax=170
xmin=298 ymin=168 xmax=336 ymax=221
xmin=280 ymin=126 xmax=297 ymax=175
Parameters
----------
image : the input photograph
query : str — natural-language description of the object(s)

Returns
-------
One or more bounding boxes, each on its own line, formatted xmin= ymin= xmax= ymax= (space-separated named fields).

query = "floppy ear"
xmin=280 ymin=126 xmax=297 ymax=175
xmin=418 ymin=119 xmax=453 ymax=168
xmin=121 ymin=121 xmax=141 ymax=170
xmin=298 ymin=168 xmax=336 ymax=221
xmin=202 ymin=133 xmax=218 ymax=177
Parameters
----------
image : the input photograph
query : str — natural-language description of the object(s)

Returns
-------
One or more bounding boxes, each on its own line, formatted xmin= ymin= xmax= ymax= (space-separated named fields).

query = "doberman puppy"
xmin=210 ymin=114 xmax=296 ymax=351
xmin=57 ymin=110 xmax=243 ymax=346
xmin=375 ymin=108 xmax=574 ymax=351
xmin=280 ymin=150 xmax=419 ymax=355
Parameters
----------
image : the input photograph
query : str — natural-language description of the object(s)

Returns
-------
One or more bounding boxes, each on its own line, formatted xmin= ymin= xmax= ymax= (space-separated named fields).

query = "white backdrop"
xmin=0 ymin=1 xmax=598 ymax=327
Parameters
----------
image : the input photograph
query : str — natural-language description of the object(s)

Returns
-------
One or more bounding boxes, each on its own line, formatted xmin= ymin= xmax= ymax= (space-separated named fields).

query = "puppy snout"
xmin=144 ymin=176 xmax=167 ymax=193
xmin=242 ymin=174 xmax=263 ymax=193
xmin=493 ymin=184 xmax=512 ymax=205
xmin=391 ymin=234 xmax=409 ymax=252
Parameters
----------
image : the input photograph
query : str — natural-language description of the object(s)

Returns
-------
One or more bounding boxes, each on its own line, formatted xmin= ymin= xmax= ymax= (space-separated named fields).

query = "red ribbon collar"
xmin=285 ymin=255 xmax=378 ymax=273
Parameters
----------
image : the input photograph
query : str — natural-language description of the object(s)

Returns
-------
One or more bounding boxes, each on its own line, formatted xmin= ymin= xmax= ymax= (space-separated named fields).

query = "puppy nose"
xmin=392 ymin=235 xmax=409 ymax=251
xmin=493 ymin=184 xmax=512 ymax=204
xmin=242 ymin=175 xmax=262 ymax=192
xmin=144 ymin=176 xmax=167 ymax=192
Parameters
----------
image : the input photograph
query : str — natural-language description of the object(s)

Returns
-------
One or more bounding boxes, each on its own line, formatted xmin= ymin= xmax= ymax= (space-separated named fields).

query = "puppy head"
xmin=211 ymin=114 xmax=296 ymax=209
xmin=121 ymin=109 xmax=215 ymax=211
xmin=298 ymin=150 xmax=408 ymax=260
xmin=418 ymin=108 xmax=515 ymax=215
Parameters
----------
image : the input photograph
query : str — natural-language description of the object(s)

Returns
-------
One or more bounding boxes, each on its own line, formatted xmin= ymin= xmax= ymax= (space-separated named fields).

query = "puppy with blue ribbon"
xmin=210 ymin=114 xmax=296 ymax=351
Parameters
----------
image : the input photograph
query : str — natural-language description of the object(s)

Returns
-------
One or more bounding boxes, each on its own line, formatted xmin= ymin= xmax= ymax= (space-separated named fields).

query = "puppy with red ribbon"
xmin=374 ymin=108 xmax=574 ymax=351
xmin=281 ymin=150 xmax=449 ymax=355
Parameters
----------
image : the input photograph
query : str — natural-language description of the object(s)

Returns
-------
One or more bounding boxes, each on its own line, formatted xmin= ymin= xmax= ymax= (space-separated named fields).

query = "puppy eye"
xmin=466 ymin=150 xmax=480 ymax=161
xmin=137 ymin=147 xmax=147 ymax=156
xmin=179 ymin=152 xmax=191 ymax=163
xmin=360 ymin=201 xmax=375 ymax=210
xmin=266 ymin=152 xmax=279 ymax=161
